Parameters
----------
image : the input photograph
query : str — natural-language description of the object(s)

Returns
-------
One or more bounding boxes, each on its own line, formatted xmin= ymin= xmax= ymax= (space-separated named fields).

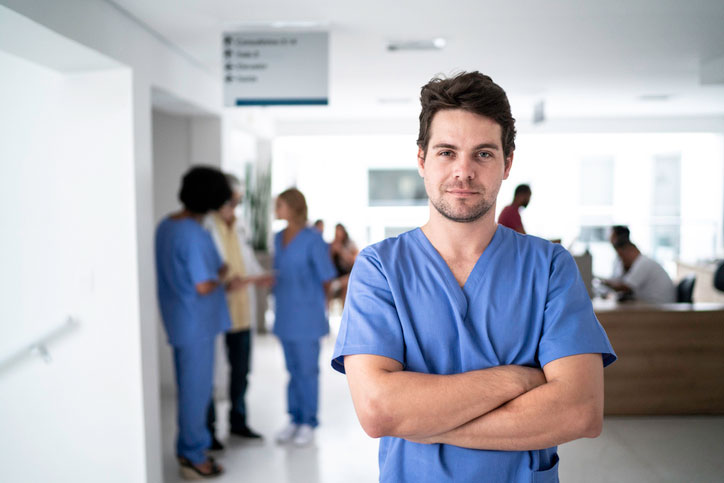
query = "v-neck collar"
xmin=280 ymin=226 xmax=306 ymax=249
xmin=412 ymin=225 xmax=505 ymax=317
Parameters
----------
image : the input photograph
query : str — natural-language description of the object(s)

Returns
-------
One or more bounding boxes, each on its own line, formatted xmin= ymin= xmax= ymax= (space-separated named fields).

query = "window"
xmin=368 ymin=169 xmax=427 ymax=206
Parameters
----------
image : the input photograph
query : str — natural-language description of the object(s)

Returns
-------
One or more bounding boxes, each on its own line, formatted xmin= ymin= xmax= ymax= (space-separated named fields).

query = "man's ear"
xmin=503 ymin=151 xmax=514 ymax=180
xmin=417 ymin=147 xmax=426 ymax=177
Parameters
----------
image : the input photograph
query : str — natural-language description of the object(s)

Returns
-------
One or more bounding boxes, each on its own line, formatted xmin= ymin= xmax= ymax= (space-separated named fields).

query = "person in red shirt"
xmin=498 ymin=184 xmax=531 ymax=234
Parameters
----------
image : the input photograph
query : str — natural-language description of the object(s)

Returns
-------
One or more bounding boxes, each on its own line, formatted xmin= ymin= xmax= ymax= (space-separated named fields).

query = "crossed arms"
xmin=343 ymin=352 xmax=603 ymax=451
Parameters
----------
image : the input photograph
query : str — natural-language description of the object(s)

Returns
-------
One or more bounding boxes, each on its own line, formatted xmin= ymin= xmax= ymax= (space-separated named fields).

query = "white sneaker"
xmin=292 ymin=424 xmax=315 ymax=446
xmin=275 ymin=423 xmax=299 ymax=444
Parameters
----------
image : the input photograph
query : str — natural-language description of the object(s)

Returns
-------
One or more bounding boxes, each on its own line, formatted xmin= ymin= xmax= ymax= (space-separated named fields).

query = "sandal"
xmin=178 ymin=457 xmax=224 ymax=480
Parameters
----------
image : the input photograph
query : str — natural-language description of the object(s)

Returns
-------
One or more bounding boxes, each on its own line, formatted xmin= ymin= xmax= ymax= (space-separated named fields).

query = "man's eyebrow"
xmin=431 ymin=143 xmax=458 ymax=150
xmin=473 ymin=143 xmax=502 ymax=151
xmin=431 ymin=142 xmax=501 ymax=151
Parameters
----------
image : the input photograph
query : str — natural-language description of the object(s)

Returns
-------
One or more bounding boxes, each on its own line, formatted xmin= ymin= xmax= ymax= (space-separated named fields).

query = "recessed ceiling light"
xmin=388 ymin=38 xmax=447 ymax=52
xmin=638 ymin=94 xmax=673 ymax=101
xmin=270 ymin=21 xmax=325 ymax=29
xmin=225 ymin=20 xmax=329 ymax=30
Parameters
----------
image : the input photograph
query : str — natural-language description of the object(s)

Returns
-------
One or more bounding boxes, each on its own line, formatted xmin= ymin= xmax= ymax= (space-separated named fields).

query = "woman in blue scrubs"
xmin=272 ymin=188 xmax=337 ymax=446
xmin=155 ymin=166 xmax=245 ymax=479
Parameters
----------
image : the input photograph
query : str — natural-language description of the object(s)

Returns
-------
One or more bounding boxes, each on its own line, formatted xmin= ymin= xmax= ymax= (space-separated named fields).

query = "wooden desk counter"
xmin=594 ymin=300 xmax=724 ymax=415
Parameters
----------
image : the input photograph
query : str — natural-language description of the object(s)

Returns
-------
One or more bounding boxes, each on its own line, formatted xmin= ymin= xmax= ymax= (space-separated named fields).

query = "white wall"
xmin=152 ymin=110 xmax=193 ymax=399
xmin=0 ymin=48 xmax=144 ymax=482
xmin=0 ymin=1 xmax=225 ymax=481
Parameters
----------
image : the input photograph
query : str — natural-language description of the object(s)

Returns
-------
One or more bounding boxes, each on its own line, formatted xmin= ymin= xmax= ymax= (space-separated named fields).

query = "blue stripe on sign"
xmin=235 ymin=98 xmax=328 ymax=106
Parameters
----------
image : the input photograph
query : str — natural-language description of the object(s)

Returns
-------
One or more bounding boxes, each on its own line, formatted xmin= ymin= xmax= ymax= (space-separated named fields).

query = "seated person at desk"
xmin=600 ymin=225 xmax=676 ymax=304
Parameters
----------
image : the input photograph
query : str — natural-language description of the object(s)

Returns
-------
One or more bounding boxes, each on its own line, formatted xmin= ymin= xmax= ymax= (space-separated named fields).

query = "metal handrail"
xmin=0 ymin=317 xmax=79 ymax=375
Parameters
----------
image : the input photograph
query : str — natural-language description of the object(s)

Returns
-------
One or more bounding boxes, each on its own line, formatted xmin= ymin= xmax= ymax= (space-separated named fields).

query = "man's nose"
xmin=453 ymin=156 xmax=475 ymax=180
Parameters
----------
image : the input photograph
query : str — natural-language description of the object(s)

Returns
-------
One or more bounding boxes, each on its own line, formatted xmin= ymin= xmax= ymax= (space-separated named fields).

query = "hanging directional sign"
xmin=223 ymin=31 xmax=329 ymax=106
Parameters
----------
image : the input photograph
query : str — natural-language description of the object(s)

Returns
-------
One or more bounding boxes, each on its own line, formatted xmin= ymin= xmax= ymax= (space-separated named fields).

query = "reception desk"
xmin=594 ymin=300 xmax=724 ymax=415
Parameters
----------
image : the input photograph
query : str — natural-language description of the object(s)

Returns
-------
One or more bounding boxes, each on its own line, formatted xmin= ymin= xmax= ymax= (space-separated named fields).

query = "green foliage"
xmin=244 ymin=163 xmax=272 ymax=252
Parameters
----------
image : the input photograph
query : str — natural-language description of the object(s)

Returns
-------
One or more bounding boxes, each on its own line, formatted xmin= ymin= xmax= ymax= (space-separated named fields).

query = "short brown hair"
xmin=417 ymin=71 xmax=516 ymax=160
xmin=278 ymin=188 xmax=308 ymax=223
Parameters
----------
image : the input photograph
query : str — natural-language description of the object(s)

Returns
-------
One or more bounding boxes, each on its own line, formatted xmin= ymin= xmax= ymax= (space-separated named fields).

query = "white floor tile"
xmin=161 ymin=334 xmax=724 ymax=482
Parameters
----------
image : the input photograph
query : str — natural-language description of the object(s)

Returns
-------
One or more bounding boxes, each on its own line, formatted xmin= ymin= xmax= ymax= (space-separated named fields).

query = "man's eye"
xmin=478 ymin=152 xmax=492 ymax=158
xmin=439 ymin=151 xmax=453 ymax=157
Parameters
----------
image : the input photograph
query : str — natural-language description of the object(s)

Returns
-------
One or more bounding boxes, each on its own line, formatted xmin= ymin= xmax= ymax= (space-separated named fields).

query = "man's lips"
xmin=446 ymin=189 xmax=479 ymax=195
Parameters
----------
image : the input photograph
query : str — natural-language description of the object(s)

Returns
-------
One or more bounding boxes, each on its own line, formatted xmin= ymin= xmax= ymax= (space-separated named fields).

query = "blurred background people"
xmin=204 ymin=174 xmax=274 ymax=448
xmin=155 ymin=166 xmax=244 ymax=479
xmin=313 ymin=219 xmax=325 ymax=234
xmin=329 ymin=223 xmax=359 ymax=304
xmin=498 ymin=183 xmax=531 ymax=234
xmin=272 ymin=188 xmax=337 ymax=446
xmin=600 ymin=225 xmax=676 ymax=303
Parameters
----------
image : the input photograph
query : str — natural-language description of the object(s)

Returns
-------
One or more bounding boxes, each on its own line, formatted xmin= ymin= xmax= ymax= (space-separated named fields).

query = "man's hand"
xmin=247 ymin=273 xmax=275 ymax=287
xmin=225 ymin=275 xmax=249 ymax=292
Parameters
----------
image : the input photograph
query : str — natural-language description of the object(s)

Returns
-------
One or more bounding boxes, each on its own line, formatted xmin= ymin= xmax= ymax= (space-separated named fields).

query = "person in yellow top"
xmin=204 ymin=174 xmax=274 ymax=447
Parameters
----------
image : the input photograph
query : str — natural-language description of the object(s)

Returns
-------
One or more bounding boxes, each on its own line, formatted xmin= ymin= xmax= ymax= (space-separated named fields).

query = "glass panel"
xmin=580 ymin=156 xmax=614 ymax=206
xmin=368 ymin=169 xmax=427 ymax=206
xmin=652 ymin=154 xmax=681 ymax=217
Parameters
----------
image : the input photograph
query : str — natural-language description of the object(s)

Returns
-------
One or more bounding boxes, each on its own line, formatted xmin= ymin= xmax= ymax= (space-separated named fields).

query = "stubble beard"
xmin=430 ymin=182 xmax=494 ymax=223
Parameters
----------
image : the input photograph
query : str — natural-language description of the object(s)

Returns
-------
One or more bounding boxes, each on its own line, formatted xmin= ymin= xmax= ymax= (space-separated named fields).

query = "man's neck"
xmin=621 ymin=248 xmax=641 ymax=271
xmin=421 ymin=207 xmax=498 ymax=260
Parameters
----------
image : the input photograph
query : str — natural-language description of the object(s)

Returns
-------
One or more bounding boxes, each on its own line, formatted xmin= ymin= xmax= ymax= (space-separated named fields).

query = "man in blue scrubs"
xmin=332 ymin=72 xmax=616 ymax=482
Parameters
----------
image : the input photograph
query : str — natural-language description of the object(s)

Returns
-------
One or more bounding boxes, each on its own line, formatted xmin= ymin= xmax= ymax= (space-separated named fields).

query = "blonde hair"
xmin=278 ymin=188 xmax=308 ymax=223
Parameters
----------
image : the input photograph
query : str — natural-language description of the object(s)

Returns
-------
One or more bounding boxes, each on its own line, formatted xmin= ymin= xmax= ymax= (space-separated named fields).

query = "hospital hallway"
xmin=160 ymin=331 xmax=724 ymax=483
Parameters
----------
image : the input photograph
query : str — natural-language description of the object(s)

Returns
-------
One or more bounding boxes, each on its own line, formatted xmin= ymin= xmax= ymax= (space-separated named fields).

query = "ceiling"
xmin=114 ymin=0 xmax=724 ymax=125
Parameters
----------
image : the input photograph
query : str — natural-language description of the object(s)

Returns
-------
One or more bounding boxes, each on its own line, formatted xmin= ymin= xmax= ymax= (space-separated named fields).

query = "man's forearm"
xmin=411 ymin=354 xmax=604 ymax=450
xmin=602 ymin=279 xmax=632 ymax=294
xmin=344 ymin=355 xmax=545 ymax=440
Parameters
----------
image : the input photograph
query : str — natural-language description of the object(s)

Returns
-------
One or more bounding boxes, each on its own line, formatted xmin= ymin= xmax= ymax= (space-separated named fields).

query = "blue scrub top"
xmin=332 ymin=226 xmax=616 ymax=483
xmin=155 ymin=217 xmax=231 ymax=347
xmin=273 ymin=227 xmax=337 ymax=340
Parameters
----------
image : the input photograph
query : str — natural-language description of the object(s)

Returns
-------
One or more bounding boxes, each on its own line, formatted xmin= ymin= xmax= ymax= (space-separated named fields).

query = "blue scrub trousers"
xmin=281 ymin=339 xmax=321 ymax=427
xmin=173 ymin=337 xmax=215 ymax=463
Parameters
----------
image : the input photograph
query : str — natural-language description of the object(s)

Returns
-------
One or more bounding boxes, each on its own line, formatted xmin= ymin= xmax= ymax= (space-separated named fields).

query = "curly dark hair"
xmin=417 ymin=71 xmax=516 ymax=161
xmin=178 ymin=165 xmax=232 ymax=214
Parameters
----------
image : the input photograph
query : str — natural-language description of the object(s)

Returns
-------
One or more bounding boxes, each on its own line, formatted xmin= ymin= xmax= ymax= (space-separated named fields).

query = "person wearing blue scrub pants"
xmin=332 ymin=72 xmax=617 ymax=483
xmin=156 ymin=166 xmax=245 ymax=480
xmin=272 ymin=188 xmax=337 ymax=446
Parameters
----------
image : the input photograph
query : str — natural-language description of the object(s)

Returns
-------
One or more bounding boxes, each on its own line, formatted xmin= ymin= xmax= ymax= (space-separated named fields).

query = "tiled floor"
xmin=161 ymin=334 xmax=724 ymax=482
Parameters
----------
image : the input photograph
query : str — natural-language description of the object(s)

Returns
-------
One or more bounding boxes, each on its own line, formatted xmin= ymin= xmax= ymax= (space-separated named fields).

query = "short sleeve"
xmin=538 ymin=246 xmax=617 ymax=368
xmin=621 ymin=258 xmax=647 ymax=292
xmin=310 ymin=233 xmax=337 ymax=283
xmin=331 ymin=250 xmax=405 ymax=374
xmin=185 ymin=229 xmax=221 ymax=286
